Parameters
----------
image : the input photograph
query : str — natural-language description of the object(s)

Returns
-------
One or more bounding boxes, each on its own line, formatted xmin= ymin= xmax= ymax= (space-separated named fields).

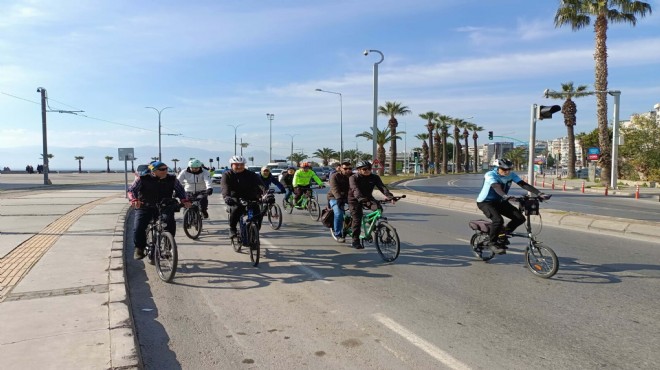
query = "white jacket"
xmin=177 ymin=168 xmax=212 ymax=193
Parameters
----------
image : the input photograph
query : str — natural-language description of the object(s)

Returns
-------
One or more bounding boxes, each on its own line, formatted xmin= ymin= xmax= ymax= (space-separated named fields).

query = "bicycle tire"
xmin=308 ymin=199 xmax=321 ymax=221
xmin=248 ymin=223 xmax=260 ymax=267
xmin=155 ymin=231 xmax=178 ymax=282
xmin=267 ymin=203 xmax=283 ymax=230
xmin=525 ymin=241 xmax=558 ymax=278
xmin=283 ymin=198 xmax=294 ymax=214
xmin=374 ymin=221 xmax=400 ymax=262
xmin=183 ymin=209 xmax=202 ymax=240
xmin=469 ymin=233 xmax=495 ymax=261
xmin=145 ymin=224 xmax=156 ymax=265
xmin=232 ymin=227 xmax=242 ymax=252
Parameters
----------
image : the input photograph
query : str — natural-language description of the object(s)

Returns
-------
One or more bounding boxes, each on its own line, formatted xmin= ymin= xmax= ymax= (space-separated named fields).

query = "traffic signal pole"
xmin=527 ymin=104 xmax=538 ymax=185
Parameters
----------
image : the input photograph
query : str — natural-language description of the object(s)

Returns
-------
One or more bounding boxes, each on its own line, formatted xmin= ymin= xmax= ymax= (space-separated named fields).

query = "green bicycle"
xmin=283 ymin=186 xmax=321 ymax=221
xmin=331 ymin=195 xmax=405 ymax=262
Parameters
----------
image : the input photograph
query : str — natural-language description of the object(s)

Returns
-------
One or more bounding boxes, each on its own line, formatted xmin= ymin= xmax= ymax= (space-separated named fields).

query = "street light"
xmin=145 ymin=106 xmax=173 ymax=161
xmin=364 ymin=49 xmax=384 ymax=163
xmin=227 ymin=124 xmax=244 ymax=155
xmin=266 ymin=113 xmax=275 ymax=162
xmin=315 ymin=88 xmax=343 ymax=163
xmin=285 ymin=134 xmax=299 ymax=167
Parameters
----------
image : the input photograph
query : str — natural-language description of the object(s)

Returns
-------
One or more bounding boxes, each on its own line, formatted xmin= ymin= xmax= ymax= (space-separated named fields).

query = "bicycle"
xmin=182 ymin=190 xmax=208 ymax=240
xmin=144 ymin=198 xmax=181 ymax=282
xmin=261 ymin=189 xmax=283 ymax=230
xmin=331 ymin=195 xmax=406 ymax=262
xmin=230 ymin=196 xmax=270 ymax=267
xmin=468 ymin=194 xmax=558 ymax=278
xmin=283 ymin=186 xmax=321 ymax=221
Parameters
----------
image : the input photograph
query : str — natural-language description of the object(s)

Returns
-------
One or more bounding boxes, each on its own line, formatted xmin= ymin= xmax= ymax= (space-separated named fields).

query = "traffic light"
xmin=536 ymin=105 xmax=561 ymax=120
xmin=488 ymin=131 xmax=493 ymax=140
xmin=216 ymin=156 xmax=220 ymax=164
xmin=413 ymin=151 xmax=420 ymax=160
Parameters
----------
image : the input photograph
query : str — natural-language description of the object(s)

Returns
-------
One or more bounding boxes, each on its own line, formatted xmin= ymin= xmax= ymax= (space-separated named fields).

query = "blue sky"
xmin=1 ymin=0 xmax=659 ymax=170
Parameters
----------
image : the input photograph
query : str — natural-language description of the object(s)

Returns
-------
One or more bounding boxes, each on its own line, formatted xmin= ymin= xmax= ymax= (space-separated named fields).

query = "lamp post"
xmin=364 ymin=49 xmax=384 ymax=162
xmin=315 ymin=89 xmax=343 ymax=163
xmin=145 ymin=106 xmax=173 ymax=161
xmin=227 ymin=124 xmax=244 ymax=155
xmin=266 ymin=113 xmax=275 ymax=162
xmin=285 ymin=134 xmax=299 ymax=167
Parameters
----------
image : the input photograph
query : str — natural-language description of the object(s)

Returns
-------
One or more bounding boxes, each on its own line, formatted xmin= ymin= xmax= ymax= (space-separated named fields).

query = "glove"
xmin=224 ymin=197 xmax=236 ymax=206
xmin=357 ymin=197 xmax=367 ymax=204
xmin=207 ymin=188 xmax=213 ymax=196
xmin=278 ymin=190 xmax=286 ymax=194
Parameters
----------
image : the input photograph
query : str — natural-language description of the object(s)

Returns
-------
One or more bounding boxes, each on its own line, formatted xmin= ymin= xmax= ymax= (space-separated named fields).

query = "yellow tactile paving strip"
xmin=0 ymin=195 xmax=120 ymax=302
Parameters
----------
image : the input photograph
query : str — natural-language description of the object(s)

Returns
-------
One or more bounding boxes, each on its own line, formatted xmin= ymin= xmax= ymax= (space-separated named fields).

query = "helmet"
xmin=356 ymin=160 xmax=372 ymax=169
xmin=300 ymin=162 xmax=311 ymax=168
xmin=287 ymin=166 xmax=296 ymax=170
xmin=229 ymin=155 xmax=247 ymax=164
xmin=260 ymin=166 xmax=270 ymax=176
xmin=148 ymin=161 xmax=166 ymax=171
xmin=188 ymin=159 xmax=202 ymax=168
xmin=494 ymin=159 xmax=513 ymax=170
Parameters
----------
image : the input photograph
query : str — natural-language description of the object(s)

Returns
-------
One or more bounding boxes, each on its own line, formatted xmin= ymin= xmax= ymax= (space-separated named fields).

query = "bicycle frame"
xmin=294 ymin=188 xmax=314 ymax=208
xmin=359 ymin=208 xmax=382 ymax=240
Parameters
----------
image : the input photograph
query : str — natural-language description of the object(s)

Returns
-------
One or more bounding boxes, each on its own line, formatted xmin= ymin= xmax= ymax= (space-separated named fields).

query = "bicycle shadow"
xmin=550 ymin=257 xmax=660 ymax=284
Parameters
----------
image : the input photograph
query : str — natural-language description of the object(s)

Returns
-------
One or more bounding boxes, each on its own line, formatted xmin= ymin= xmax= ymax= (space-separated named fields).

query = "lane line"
xmin=373 ymin=312 xmax=471 ymax=370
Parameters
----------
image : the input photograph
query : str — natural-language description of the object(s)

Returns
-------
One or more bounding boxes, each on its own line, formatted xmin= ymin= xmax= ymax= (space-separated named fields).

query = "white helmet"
xmin=494 ymin=158 xmax=513 ymax=169
xmin=229 ymin=155 xmax=247 ymax=164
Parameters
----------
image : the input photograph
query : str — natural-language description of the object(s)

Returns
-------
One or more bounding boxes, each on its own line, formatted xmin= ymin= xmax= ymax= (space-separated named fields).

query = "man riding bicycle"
xmin=259 ymin=166 xmax=286 ymax=194
xmin=221 ymin=155 xmax=268 ymax=239
xmin=128 ymin=161 xmax=190 ymax=260
xmin=177 ymin=159 xmax=213 ymax=219
xmin=348 ymin=160 xmax=393 ymax=249
xmin=327 ymin=160 xmax=352 ymax=243
xmin=477 ymin=159 xmax=546 ymax=254
xmin=292 ymin=162 xmax=324 ymax=207
xmin=280 ymin=166 xmax=296 ymax=205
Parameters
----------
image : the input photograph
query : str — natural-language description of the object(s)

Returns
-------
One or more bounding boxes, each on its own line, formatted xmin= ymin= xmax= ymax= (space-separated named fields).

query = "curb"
xmin=108 ymin=203 xmax=140 ymax=369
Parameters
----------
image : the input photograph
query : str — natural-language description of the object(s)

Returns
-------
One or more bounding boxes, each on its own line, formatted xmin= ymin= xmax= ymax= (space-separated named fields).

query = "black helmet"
xmin=356 ymin=160 xmax=372 ymax=169
xmin=494 ymin=159 xmax=513 ymax=170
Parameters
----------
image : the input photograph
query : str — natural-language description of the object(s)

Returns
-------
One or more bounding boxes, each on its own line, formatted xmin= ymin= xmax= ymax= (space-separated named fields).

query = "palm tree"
xmin=434 ymin=115 xmax=452 ymax=174
xmin=472 ymin=125 xmax=484 ymax=172
xmin=419 ymin=111 xmax=439 ymax=173
xmin=74 ymin=156 xmax=84 ymax=173
xmin=462 ymin=122 xmax=475 ymax=173
xmin=378 ymin=101 xmax=412 ymax=175
xmin=288 ymin=153 xmax=308 ymax=167
xmin=342 ymin=149 xmax=359 ymax=166
xmin=554 ymin=0 xmax=652 ymax=185
xmin=356 ymin=127 xmax=401 ymax=176
xmin=546 ymin=82 xmax=591 ymax=178
xmin=105 ymin=156 xmax=113 ymax=173
xmin=313 ymin=148 xmax=338 ymax=166
xmin=504 ymin=147 xmax=527 ymax=171
xmin=452 ymin=118 xmax=468 ymax=173
xmin=415 ymin=133 xmax=430 ymax=172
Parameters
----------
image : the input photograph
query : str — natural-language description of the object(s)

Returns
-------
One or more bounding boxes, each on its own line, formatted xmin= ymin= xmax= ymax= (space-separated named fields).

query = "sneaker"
xmin=351 ymin=240 xmax=364 ymax=249
xmin=202 ymin=210 xmax=209 ymax=219
xmin=229 ymin=229 xmax=238 ymax=239
xmin=487 ymin=241 xmax=505 ymax=254
xmin=336 ymin=237 xmax=345 ymax=243
xmin=134 ymin=247 xmax=146 ymax=260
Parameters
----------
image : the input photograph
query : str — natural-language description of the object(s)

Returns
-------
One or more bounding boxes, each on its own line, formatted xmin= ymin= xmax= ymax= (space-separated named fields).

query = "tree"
xmin=415 ymin=133 xmax=430 ymax=172
xmin=619 ymin=115 xmax=660 ymax=181
xmin=356 ymin=127 xmax=401 ymax=176
xmin=554 ymin=0 xmax=652 ymax=185
xmin=434 ymin=115 xmax=452 ymax=174
xmin=287 ymin=153 xmax=308 ymax=167
xmin=74 ymin=156 xmax=84 ymax=173
xmin=313 ymin=147 xmax=338 ymax=166
xmin=504 ymin=147 xmax=527 ymax=171
xmin=378 ymin=101 xmax=412 ymax=175
xmin=472 ymin=125 xmax=484 ymax=172
xmin=172 ymin=158 xmax=179 ymax=173
xmin=452 ymin=118 xmax=468 ymax=172
xmin=419 ymin=111 xmax=439 ymax=173
xmin=105 ymin=156 xmax=113 ymax=173
xmin=342 ymin=149 xmax=359 ymax=166
xmin=546 ymin=81 xmax=590 ymax=178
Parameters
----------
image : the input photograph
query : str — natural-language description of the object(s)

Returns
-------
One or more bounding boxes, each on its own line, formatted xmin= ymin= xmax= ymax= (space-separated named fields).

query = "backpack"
xmin=320 ymin=206 xmax=334 ymax=228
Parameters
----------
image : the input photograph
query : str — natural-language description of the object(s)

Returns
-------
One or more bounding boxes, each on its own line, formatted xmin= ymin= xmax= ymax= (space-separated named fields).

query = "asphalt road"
xmin=126 ymin=190 xmax=660 ymax=370
xmin=398 ymin=174 xmax=660 ymax=222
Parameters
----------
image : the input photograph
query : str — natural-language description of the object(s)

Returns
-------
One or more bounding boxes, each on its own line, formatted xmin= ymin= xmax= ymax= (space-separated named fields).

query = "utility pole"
xmin=37 ymin=87 xmax=49 ymax=185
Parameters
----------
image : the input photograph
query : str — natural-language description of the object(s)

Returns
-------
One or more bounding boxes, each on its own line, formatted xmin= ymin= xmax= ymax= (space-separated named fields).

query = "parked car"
xmin=576 ymin=168 xmax=601 ymax=179
xmin=247 ymin=166 xmax=262 ymax=173
xmin=312 ymin=167 xmax=329 ymax=181
xmin=270 ymin=168 xmax=283 ymax=178
xmin=211 ymin=168 xmax=229 ymax=183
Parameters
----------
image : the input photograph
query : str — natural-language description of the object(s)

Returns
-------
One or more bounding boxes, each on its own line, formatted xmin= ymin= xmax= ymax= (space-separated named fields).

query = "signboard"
xmin=588 ymin=154 xmax=599 ymax=161
xmin=373 ymin=159 xmax=381 ymax=168
xmin=587 ymin=147 xmax=600 ymax=155
xmin=118 ymin=148 xmax=134 ymax=161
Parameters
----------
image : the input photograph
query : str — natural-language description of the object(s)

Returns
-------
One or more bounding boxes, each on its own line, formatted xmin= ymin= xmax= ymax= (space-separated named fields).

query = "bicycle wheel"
xmin=183 ymin=209 xmax=202 ymax=240
xmin=469 ymin=233 xmax=495 ymax=261
xmin=525 ymin=241 xmax=558 ymax=278
xmin=155 ymin=231 xmax=178 ymax=282
xmin=307 ymin=199 xmax=321 ymax=221
xmin=374 ymin=221 xmax=400 ymax=262
xmin=248 ymin=223 xmax=260 ymax=267
xmin=283 ymin=198 xmax=293 ymax=214
xmin=232 ymin=226 xmax=242 ymax=252
xmin=145 ymin=225 xmax=156 ymax=265
xmin=267 ymin=203 xmax=283 ymax=230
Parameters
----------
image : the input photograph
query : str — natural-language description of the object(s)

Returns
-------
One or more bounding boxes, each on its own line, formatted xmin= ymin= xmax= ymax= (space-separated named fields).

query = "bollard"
xmin=552 ymin=179 xmax=555 ymax=190
xmin=542 ymin=178 xmax=545 ymax=188
xmin=635 ymin=185 xmax=640 ymax=199
xmin=563 ymin=180 xmax=566 ymax=191
xmin=605 ymin=185 xmax=609 ymax=196
xmin=581 ymin=181 xmax=585 ymax=193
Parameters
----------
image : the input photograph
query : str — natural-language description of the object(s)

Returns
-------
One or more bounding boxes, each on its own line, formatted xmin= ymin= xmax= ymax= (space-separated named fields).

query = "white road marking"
xmin=456 ymin=238 xmax=470 ymax=243
xmin=373 ymin=313 xmax=471 ymax=370
xmin=265 ymin=241 xmax=332 ymax=284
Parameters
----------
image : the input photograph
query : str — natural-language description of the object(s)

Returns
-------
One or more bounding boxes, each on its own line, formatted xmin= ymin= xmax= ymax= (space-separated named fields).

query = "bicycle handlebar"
xmin=376 ymin=194 xmax=406 ymax=203
xmin=511 ymin=194 xmax=552 ymax=202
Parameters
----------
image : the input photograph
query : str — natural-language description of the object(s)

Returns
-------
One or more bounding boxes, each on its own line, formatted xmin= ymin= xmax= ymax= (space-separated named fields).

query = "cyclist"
xmin=259 ymin=166 xmax=286 ymax=194
xmin=280 ymin=166 xmax=296 ymax=205
xmin=292 ymin=162 xmax=325 ymax=208
xmin=327 ymin=160 xmax=352 ymax=243
xmin=177 ymin=159 xmax=214 ymax=219
xmin=477 ymin=159 xmax=546 ymax=254
xmin=128 ymin=161 xmax=190 ymax=260
xmin=348 ymin=160 xmax=394 ymax=249
xmin=221 ymin=155 xmax=268 ymax=239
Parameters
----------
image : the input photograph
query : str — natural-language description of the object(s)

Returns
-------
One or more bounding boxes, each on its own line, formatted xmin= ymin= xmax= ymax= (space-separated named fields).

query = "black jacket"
xmin=348 ymin=173 xmax=392 ymax=202
xmin=221 ymin=169 xmax=266 ymax=201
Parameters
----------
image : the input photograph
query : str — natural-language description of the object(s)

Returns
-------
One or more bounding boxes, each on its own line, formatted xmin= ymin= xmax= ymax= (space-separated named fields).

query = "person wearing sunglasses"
xmin=327 ymin=161 xmax=353 ymax=243
xmin=128 ymin=161 xmax=191 ymax=260
xmin=347 ymin=160 xmax=394 ymax=249
xmin=476 ymin=158 xmax=546 ymax=254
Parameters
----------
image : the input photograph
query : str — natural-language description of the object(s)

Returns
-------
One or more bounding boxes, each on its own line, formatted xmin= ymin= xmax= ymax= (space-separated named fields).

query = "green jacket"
xmin=292 ymin=169 xmax=323 ymax=187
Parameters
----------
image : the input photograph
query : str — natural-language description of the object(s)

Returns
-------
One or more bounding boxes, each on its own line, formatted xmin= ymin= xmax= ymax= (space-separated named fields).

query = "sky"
xmin=1 ymin=0 xmax=659 ymax=170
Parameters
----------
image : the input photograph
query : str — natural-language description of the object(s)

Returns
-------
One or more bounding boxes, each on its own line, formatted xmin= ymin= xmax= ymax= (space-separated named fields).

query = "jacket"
xmin=292 ymin=169 xmax=323 ymax=187
xmin=177 ymin=167 xmax=212 ymax=193
xmin=327 ymin=171 xmax=350 ymax=202
xmin=348 ymin=173 xmax=393 ymax=202
xmin=128 ymin=174 xmax=187 ymax=205
xmin=260 ymin=174 xmax=286 ymax=192
xmin=220 ymin=169 xmax=266 ymax=201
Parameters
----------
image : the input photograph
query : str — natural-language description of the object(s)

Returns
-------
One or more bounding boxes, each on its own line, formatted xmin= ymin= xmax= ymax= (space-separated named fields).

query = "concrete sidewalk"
xmin=0 ymin=179 xmax=138 ymax=369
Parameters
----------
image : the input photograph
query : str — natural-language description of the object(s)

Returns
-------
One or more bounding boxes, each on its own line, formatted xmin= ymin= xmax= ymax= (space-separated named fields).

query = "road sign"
xmin=588 ymin=154 xmax=599 ymax=161
xmin=373 ymin=159 xmax=381 ymax=167
xmin=118 ymin=148 xmax=134 ymax=161
xmin=587 ymin=147 xmax=600 ymax=155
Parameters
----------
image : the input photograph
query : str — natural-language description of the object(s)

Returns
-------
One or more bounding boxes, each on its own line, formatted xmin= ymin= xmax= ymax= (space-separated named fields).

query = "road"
xmin=126 ymin=191 xmax=660 ymax=369
xmin=398 ymin=174 xmax=660 ymax=222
